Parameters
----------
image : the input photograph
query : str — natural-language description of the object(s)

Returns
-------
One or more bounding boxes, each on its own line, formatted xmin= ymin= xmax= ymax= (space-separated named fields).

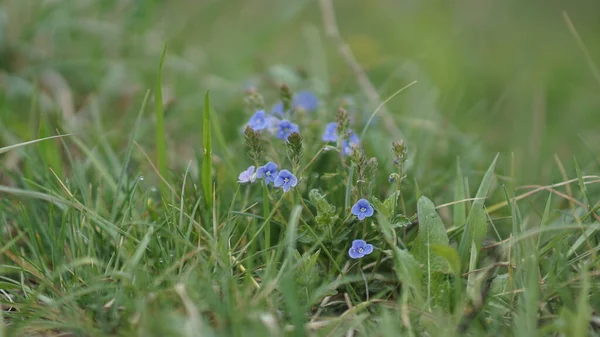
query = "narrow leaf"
xmin=453 ymin=159 xmax=466 ymax=227
xmin=202 ymin=91 xmax=213 ymax=210
xmin=155 ymin=43 xmax=168 ymax=197
xmin=458 ymin=154 xmax=498 ymax=268
xmin=0 ymin=134 xmax=73 ymax=155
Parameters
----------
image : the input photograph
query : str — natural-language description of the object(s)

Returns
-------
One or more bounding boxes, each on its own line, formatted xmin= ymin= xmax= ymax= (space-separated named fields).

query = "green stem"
xmin=263 ymin=183 xmax=271 ymax=248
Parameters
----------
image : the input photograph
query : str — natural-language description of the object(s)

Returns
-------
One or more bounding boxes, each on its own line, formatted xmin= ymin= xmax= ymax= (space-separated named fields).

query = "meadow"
xmin=1 ymin=1 xmax=600 ymax=336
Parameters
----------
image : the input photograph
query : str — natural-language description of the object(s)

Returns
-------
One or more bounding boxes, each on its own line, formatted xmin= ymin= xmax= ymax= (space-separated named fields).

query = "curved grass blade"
xmin=202 ymin=91 xmax=213 ymax=211
xmin=458 ymin=154 xmax=498 ymax=269
xmin=0 ymin=134 xmax=73 ymax=155
xmin=155 ymin=43 xmax=168 ymax=198
xmin=359 ymin=81 xmax=417 ymax=140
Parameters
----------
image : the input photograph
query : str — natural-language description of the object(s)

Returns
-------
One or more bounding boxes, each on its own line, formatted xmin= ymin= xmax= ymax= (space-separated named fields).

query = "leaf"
xmin=371 ymin=196 xmax=390 ymax=219
xmin=155 ymin=43 xmax=168 ymax=198
xmin=431 ymin=244 xmax=461 ymax=275
xmin=392 ymin=247 xmax=422 ymax=294
xmin=391 ymin=214 xmax=412 ymax=228
xmin=458 ymin=154 xmax=498 ymax=269
xmin=308 ymin=189 xmax=338 ymax=227
xmin=383 ymin=191 xmax=400 ymax=217
xmin=453 ymin=160 xmax=466 ymax=227
xmin=202 ymin=91 xmax=213 ymax=210
xmin=412 ymin=196 xmax=450 ymax=273
xmin=412 ymin=196 xmax=450 ymax=305
xmin=0 ymin=134 xmax=73 ymax=155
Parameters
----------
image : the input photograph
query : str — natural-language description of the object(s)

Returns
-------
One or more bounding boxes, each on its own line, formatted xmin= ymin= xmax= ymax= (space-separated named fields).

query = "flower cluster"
xmin=244 ymin=90 xmax=319 ymax=140
xmin=241 ymin=87 xmax=378 ymax=261
xmin=271 ymin=90 xmax=319 ymax=117
xmin=239 ymin=161 xmax=298 ymax=193
xmin=321 ymin=122 xmax=361 ymax=156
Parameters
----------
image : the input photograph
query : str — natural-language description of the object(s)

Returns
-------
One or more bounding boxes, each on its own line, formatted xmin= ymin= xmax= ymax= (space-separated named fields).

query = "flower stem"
xmin=263 ymin=183 xmax=271 ymax=248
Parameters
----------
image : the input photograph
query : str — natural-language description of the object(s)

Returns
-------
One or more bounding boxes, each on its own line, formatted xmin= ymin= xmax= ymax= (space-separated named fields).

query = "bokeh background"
xmin=1 ymin=0 xmax=599 ymax=185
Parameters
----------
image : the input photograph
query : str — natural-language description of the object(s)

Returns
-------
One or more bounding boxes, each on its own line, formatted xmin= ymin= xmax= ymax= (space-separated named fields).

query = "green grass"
xmin=1 ymin=1 xmax=600 ymax=336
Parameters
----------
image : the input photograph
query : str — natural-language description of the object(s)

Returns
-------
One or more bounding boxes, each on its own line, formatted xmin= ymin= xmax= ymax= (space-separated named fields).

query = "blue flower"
xmin=342 ymin=132 xmax=360 ymax=156
xmin=238 ymin=165 xmax=256 ymax=184
xmin=247 ymin=110 xmax=269 ymax=131
xmin=292 ymin=90 xmax=318 ymax=111
xmin=271 ymin=102 xmax=284 ymax=118
xmin=351 ymin=198 xmax=374 ymax=220
xmin=322 ymin=122 xmax=338 ymax=142
xmin=273 ymin=169 xmax=298 ymax=192
xmin=256 ymin=162 xmax=279 ymax=185
xmin=348 ymin=239 xmax=374 ymax=259
xmin=276 ymin=120 xmax=300 ymax=140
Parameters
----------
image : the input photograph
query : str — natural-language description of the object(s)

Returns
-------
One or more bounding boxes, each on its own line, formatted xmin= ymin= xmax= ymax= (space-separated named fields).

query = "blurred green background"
xmin=1 ymin=0 xmax=599 ymax=183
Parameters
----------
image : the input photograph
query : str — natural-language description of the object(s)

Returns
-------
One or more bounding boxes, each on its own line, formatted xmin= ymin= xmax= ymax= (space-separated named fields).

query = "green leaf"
xmin=383 ymin=191 xmax=400 ymax=216
xmin=392 ymin=247 xmax=422 ymax=295
xmin=412 ymin=196 xmax=450 ymax=305
xmin=458 ymin=154 xmax=498 ymax=269
xmin=453 ymin=160 xmax=466 ymax=227
xmin=155 ymin=43 xmax=168 ymax=198
xmin=202 ymin=91 xmax=213 ymax=210
xmin=371 ymin=196 xmax=390 ymax=219
xmin=412 ymin=196 xmax=450 ymax=273
xmin=309 ymin=189 xmax=338 ymax=227
xmin=431 ymin=244 xmax=461 ymax=275
xmin=391 ymin=214 xmax=412 ymax=228
xmin=0 ymin=134 xmax=73 ymax=155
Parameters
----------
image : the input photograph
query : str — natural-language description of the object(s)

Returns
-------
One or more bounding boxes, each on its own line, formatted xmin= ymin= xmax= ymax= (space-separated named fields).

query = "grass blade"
xmin=453 ymin=159 xmax=466 ymax=227
xmin=359 ymin=81 xmax=417 ymax=140
xmin=155 ymin=43 xmax=168 ymax=197
xmin=0 ymin=134 xmax=73 ymax=155
xmin=458 ymin=154 xmax=498 ymax=269
xmin=202 ymin=91 xmax=213 ymax=210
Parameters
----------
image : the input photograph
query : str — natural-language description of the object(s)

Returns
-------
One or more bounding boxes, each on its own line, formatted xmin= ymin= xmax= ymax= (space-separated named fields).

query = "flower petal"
xmin=357 ymin=213 xmax=366 ymax=221
xmin=273 ymin=177 xmax=283 ymax=187
xmin=289 ymin=174 xmax=298 ymax=187
xmin=363 ymin=244 xmax=374 ymax=255
xmin=348 ymin=248 xmax=361 ymax=259
xmin=357 ymin=198 xmax=369 ymax=207
xmin=352 ymin=239 xmax=367 ymax=249
xmin=256 ymin=167 xmax=265 ymax=178
xmin=282 ymin=184 xmax=290 ymax=192
xmin=351 ymin=203 xmax=361 ymax=216
xmin=365 ymin=206 xmax=374 ymax=217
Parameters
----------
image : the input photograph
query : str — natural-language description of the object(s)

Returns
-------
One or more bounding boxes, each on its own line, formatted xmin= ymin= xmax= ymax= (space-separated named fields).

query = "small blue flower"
xmin=351 ymin=198 xmax=374 ymax=220
xmin=322 ymin=122 xmax=338 ymax=142
xmin=256 ymin=162 xmax=279 ymax=185
xmin=271 ymin=102 xmax=284 ymax=118
xmin=273 ymin=169 xmax=298 ymax=192
xmin=348 ymin=239 xmax=374 ymax=259
xmin=342 ymin=132 xmax=360 ymax=156
xmin=247 ymin=110 xmax=269 ymax=131
xmin=238 ymin=166 xmax=256 ymax=184
xmin=292 ymin=90 xmax=319 ymax=111
xmin=276 ymin=120 xmax=300 ymax=140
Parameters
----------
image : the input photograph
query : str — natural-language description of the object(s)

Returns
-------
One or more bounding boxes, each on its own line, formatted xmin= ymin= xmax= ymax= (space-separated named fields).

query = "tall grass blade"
xmin=458 ymin=154 xmax=498 ymax=269
xmin=155 ymin=43 xmax=168 ymax=197
xmin=202 ymin=91 xmax=213 ymax=211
